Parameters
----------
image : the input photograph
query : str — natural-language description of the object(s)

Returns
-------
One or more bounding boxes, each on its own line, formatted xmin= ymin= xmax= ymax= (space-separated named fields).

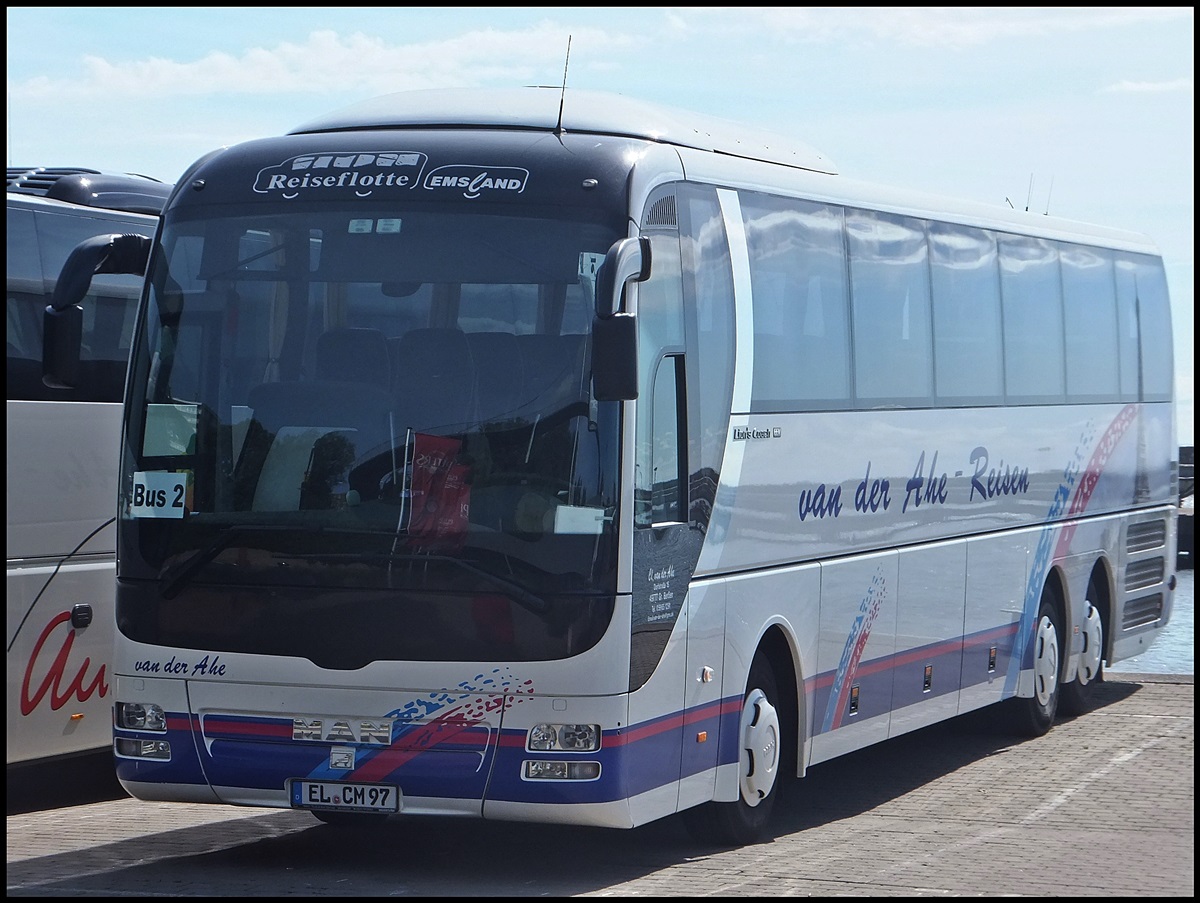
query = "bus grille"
xmin=1122 ymin=593 xmax=1164 ymax=630
xmin=1126 ymin=519 xmax=1167 ymax=553
xmin=644 ymin=195 xmax=678 ymax=228
xmin=1125 ymin=558 xmax=1165 ymax=592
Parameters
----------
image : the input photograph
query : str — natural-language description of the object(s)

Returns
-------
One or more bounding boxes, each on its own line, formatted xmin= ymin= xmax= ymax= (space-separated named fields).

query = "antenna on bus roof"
xmin=1025 ymin=173 xmax=1034 ymax=212
xmin=1043 ymin=175 xmax=1054 ymax=216
xmin=555 ymin=34 xmax=572 ymax=135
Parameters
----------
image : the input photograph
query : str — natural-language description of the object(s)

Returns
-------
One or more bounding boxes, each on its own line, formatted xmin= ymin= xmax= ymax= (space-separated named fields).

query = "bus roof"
xmin=273 ymin=88 xmax=1156 ymax=255
xmin=6 ymin=167 xmax=173 ymax=215
xmin=287 ymin=86 xmax=839 ymax=177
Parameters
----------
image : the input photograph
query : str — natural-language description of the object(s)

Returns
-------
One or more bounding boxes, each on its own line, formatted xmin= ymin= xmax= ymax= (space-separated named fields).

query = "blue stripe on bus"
xmin=116 ymin=620 xmax=1029 ymax=805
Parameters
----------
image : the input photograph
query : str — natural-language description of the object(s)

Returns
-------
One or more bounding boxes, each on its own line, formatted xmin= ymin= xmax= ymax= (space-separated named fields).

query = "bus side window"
xmin=649 ymin=354 xmax=685 ymax=525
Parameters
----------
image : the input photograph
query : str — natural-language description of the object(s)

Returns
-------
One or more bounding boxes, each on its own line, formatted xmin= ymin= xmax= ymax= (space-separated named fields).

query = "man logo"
xmin=292 ymin=717 xmax=393 ymax=745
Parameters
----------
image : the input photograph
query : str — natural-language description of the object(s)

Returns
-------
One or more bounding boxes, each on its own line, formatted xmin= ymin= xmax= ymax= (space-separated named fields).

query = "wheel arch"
xmin=1086 ymin=556 xmax=1116 ymax=665
xmin=752 ymin=624 xmax=802 ymax=780
xmin=1042 ymin=564 xmax=1069 ymax=650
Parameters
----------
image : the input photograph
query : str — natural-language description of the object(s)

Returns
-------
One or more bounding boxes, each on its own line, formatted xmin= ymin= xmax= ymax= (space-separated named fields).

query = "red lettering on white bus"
xmin=20 ymin=610 xmax=109 ymax=715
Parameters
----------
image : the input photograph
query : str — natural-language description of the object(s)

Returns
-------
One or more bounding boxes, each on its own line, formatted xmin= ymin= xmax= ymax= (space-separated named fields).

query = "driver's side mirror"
xmin=42 ymin=232 xmax=151 ymax=389
xmin=42 ymin=304 xmax=84 ymax=389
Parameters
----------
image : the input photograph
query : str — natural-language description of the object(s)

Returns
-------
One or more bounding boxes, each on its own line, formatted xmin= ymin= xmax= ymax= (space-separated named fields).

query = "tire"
xmin=1008 ymin=592 xmax=1062 ymax=737
xmin=1059 ymin=589 xmax=1104 ymax=717
xmin=682 ymin=651 xmax=782 ymax=846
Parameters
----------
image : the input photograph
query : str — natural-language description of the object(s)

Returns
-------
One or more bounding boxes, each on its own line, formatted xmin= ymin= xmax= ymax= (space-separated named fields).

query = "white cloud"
xmin=674 ymin=7 xmax=1195 ymax=49
xmin=11 ymin=25 xmax=634 ymax=100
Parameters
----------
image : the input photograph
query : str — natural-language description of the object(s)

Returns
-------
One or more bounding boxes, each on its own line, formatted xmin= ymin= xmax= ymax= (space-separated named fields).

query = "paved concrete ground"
xmin=6 ymin=673 xmax=1192 ymax=897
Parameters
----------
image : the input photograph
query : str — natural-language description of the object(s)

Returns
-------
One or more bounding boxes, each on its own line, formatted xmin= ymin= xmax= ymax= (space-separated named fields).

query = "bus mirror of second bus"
xmin=591 ymin=236 xmax=650 ymax=402
xmin=43 ymin=232 xmax=152 ymax=389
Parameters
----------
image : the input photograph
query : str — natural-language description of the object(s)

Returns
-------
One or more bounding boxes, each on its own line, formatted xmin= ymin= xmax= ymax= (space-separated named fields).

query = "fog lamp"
xmin=115 ymin=737 xmax=171 ymax=760
xmin=523 ymin=760 xmax=601 ymax=780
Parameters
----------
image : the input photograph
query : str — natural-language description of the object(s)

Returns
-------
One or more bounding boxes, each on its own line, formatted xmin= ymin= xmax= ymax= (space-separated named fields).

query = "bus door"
xmin=627 ymin=215 xmax=721 ymax=806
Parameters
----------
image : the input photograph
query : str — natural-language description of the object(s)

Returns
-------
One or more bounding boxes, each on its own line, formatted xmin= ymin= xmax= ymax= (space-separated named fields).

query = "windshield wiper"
xmin=201 ymin=242 xmax=288 ymax=281
xmin=157 ymin=525 xmax=554 ymax=624
xmin=159 ymin=525 xmax=248 ymax=599
xmin=159 ymin=527 xmax=554 ymax=623
xmin=159 ymin=523 xmax=310 ymax=599
xmin=377 ymin=552 xmax=552 ymax=619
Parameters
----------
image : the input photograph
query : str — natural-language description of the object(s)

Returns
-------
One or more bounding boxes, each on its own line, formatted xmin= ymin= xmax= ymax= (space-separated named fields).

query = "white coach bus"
xmin=44 ymin=89 xmax=1178 ymax=844
xmin=7 ymin=167 xmax=170 ymax=766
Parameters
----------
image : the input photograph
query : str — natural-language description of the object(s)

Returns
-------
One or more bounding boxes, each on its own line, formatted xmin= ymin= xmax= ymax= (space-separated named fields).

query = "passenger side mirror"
xmin=592 ymin=237 xmax=650 ymax=402
xmin=592 ymin=314 xmax=638 ymax=401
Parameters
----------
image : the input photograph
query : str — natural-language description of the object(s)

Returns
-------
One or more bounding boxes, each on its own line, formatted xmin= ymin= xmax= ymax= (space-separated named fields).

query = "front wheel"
xmin=1008 ymin=592 xmax=1062 ymax=737
xmin=682 ymin=651 xmax=782 ymax=846
xmin=1060 ymin=591 xmax=1105 ymax=716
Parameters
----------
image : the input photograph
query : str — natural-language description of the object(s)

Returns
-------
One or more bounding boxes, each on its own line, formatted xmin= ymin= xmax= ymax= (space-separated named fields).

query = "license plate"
xmin=290 ymin=780 xmax=400 ymax=813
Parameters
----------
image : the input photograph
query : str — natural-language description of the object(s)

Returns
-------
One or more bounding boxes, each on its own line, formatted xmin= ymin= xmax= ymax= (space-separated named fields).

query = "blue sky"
xmin=7 ymin=6 xmax=1193 ymax=442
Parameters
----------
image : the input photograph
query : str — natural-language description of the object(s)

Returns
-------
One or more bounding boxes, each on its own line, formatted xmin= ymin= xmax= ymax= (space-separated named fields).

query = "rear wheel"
xmin=1060 ymin=588 xmax=1104 ymax=717
xmin=1009 ymin=592 xmax=1062 ymax=737
xmin=683 ymin=651 xmax=782 ymax=846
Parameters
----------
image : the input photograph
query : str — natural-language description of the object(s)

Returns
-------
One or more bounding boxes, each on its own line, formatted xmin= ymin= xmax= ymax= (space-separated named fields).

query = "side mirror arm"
xmin=595 ymin=236 xmax=651 ymax=319
xmin=48 ymin=233 xmax=151 ymax=311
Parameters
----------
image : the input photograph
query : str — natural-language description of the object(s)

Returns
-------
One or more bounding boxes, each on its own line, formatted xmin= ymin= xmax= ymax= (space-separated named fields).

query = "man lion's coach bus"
xmin=44 ymin=89 xmax=1178 ymax=844
xmin=8 ymin=166 xmax=170 ymax=767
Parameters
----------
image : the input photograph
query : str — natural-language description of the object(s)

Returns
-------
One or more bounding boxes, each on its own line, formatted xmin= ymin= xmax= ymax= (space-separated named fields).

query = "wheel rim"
xmin=1033 ymin=614 xmax=1060 ymax=706
xmin=739 ymin=688 xmax=780 ymax=807
xmin=1077 ymin=602 xmax=1103 ymax=684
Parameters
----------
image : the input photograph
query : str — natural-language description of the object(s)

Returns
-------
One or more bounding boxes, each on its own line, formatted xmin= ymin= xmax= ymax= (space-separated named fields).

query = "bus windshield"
xmin=119 ymin=199 xmax=624 ymax=666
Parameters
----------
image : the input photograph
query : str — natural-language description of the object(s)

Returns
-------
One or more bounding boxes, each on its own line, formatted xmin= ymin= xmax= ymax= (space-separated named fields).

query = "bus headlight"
xmin=526 ymin=722 xmax=600 ymax=751
xmin=116 ymin=701 xmax=167 ymax=732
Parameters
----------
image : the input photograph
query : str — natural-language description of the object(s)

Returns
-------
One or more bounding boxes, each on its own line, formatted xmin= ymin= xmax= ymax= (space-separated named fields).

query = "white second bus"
xmin=46 ymin=89 xmax=1178 ymax=844
xmin=7 ymin=167 xmax=170 ymax=767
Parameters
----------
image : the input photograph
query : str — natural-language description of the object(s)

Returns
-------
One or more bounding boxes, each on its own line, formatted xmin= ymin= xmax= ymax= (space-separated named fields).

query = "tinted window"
xmin=1061 ymin=244 xmax=1120 ymax=402
xmin=929 ymin=223 xmax=1004 ymax=404
xmin=741 ymin=193 xmax=850 ymax=411
xmin=1000 ymin=236 xmax=1065 ymax=403
xmin=847 ymin=210 xmax=933 ymax=406
xmin=1116 ymin=253 xmax=1174 ymax=402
